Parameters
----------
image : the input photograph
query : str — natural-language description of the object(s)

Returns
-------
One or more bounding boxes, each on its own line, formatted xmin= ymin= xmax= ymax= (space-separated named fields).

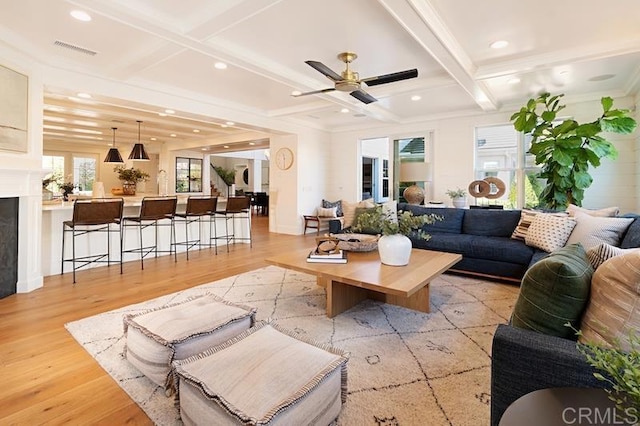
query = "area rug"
xmin=65 ymin=266 xmax=519 ymax=425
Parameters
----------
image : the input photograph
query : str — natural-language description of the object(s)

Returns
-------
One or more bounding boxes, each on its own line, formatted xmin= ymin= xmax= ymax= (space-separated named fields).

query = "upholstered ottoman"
xmin=173 ymin=321 xmax=349 ymax=426
xmin=123 ymin=294 xmax=256 ymax=390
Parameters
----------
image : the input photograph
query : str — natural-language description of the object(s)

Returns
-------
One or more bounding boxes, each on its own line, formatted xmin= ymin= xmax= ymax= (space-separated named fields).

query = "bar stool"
xmin=61 ymin=198 xmax=124 ymax=284
xmin=212 ymin=196 xmax=252 ymax=252
xmin=173 ymin=196 xmax=218 ymax=259
xmin=122 ymin=196 xmax=177 ymax=269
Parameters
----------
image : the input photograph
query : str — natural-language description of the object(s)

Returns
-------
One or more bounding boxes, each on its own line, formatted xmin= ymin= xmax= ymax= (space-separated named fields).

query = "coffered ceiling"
xmin=1 ymin=0 xmax=639 ymax=152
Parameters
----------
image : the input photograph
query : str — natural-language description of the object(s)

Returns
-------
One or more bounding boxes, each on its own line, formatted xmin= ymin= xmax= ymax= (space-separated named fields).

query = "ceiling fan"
xmin=293 ymin=52 xmax=418 ymax=104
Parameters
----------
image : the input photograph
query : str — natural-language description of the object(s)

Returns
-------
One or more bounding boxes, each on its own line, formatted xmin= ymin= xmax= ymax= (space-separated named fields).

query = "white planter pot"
xmin=452 ymin=197 xmax=466 ymax=208
xmin=378 ymin=234 xmax=412 ymax=266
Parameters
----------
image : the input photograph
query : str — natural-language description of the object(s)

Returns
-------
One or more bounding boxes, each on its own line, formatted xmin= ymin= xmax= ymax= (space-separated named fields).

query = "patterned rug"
xmin=65 ymin=266 xmax=519 ymax=425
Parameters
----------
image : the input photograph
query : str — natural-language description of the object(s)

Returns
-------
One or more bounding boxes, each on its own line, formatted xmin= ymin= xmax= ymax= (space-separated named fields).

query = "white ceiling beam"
xmin=376 ymin=0 xmax=498 ymax=111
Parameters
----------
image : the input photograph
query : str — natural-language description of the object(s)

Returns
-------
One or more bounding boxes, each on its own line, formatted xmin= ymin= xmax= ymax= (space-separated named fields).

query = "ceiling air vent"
xmin=53 ymin=40 xmax=98 ymax=56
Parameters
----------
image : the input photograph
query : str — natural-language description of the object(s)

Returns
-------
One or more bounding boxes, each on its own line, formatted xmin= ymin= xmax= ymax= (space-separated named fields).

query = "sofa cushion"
xmin=398 ymin=203 xmax=464 ymax=234
xmin=525 ymin=213 xmax=576 ymax=252
xmin=351 ymin=206 xmax=381 ymax=234
xmin=620 ymin=215 xmax=640 ymax=249
xmin=565 ymin=212 xmax=633 ymax=251
xmin=511 ymin=243 xmax=593 ymax=339
xmin=511 ymin=209 xmax=569 ymax=241
xmin=579 ymin=251 xmax=640 ymax=352
xmin=462 ymin=209 xmax=521 ymax=237
xmin=411 ymin=233 xmax=535 ymax=266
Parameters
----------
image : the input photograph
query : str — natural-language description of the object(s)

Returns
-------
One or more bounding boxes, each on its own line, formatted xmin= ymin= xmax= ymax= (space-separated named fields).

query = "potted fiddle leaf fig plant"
xmin=511 ymin=93 xmax=637 ymax=210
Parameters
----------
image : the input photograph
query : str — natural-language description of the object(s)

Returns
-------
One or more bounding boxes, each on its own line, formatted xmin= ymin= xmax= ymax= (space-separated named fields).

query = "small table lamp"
xmin=400 ymin=162 xmax=431 ymax=205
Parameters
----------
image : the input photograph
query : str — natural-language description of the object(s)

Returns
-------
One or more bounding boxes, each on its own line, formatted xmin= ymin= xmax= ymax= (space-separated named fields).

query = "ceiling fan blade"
xmin=293 ymin=88 xmax=336 ymax=97
xmin=350 ymin=90 xmax=377 ymax=104
xmin=305 ymin=60 xmax=342 ymax=81
xmin=362 ymin=68 xmax=418 ymax=87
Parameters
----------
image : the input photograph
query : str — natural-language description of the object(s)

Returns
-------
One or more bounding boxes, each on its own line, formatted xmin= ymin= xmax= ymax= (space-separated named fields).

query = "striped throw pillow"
xmin=586 ymin=242 xmax=640 ymax=269
xmin=565 ymin=213 xmax=634 ymax=251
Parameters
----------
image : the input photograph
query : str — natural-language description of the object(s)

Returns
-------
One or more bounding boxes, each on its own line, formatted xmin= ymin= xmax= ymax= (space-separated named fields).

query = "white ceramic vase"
xmin=378 ymin=234 xmax=412 ymax=266
xmin=452 ymin=197 xmax=467 ymax=208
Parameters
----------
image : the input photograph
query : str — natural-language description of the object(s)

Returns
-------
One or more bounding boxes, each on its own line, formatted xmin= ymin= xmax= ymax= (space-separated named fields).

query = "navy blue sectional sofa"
xmin=331 ymin=203 xmax=548 ymax=282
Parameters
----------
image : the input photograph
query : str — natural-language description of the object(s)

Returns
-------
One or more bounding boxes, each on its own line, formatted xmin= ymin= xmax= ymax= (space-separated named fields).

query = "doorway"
xmin=362 ymin=157 xmax=375 ymax=200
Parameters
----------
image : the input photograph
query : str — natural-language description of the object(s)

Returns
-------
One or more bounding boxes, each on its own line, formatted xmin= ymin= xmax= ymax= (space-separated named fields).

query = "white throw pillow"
xmin=525 ymin=213 xmax=577 ymax=252
xmin=316 ymin=206 xmax=337 ymax=217
xmin=566 ymin=204 xmax=619 ymax=217
xmin=511 ymin=209 xmax=568 ymax=241
xmin=586 ymin=242 xmax=640 ymax=269
xmin=565 ymin=213 xmax=634 ymax=251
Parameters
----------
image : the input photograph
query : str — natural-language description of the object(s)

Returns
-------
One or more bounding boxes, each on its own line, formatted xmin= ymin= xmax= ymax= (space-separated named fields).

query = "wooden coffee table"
xmin=265 ymin=248 xmax=461 ymax=317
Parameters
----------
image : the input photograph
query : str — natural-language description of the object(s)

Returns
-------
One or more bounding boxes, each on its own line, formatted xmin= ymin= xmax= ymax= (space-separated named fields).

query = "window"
xmin=73 ymin=156 xmax=97 ymax=193
xmin=176 ymin=157 xmax=202 ymax=193
xmin=474 ymin=125 xmax=542 ymax=209
xmin=42 ymin=155 xmax=65 ymax=194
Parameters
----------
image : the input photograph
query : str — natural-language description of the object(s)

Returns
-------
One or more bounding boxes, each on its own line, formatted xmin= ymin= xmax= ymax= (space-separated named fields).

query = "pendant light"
xmin=104 ymin=127 xmax=124 ymax=163
xmin=128 ymin=120 xmax=150 ymax=161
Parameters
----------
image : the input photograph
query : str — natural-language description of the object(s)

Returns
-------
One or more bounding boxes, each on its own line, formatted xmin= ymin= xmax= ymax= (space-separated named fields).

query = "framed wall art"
xmin=0 ymin=64 xmax=28 ymax=153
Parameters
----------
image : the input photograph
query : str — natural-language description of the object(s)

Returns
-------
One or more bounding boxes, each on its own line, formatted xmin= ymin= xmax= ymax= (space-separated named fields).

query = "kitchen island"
xmin=42 ymin=194 xmax=249 ymax=277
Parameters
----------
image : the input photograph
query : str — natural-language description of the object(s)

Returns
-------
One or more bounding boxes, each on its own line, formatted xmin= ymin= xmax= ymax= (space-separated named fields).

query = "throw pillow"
xmin=316 ymin=206 xmax=337 ymax=217
xmin=524 ymin=213 xmax=577 ymax=252
xmin=566 ymin=203 xmax=619 ymax=217
xmin=586 ymin=242 xmax=640 ymax=269
xmin=342 ymin=199 xmax=377 ymax=228
xmin=511 ymin=209 xmax=568 ymax=241
xmin=579 ymin=251 xmax=640 ymax=352
xmin=565 ymin=213 xmax=634 ymax=251
xmin=511 ymin=244 xmax=593 ymax=339
xmin=322 ymin=199 xmax=343 ymax=217
xmin=380 ymin=200 xmax=398 ymax=223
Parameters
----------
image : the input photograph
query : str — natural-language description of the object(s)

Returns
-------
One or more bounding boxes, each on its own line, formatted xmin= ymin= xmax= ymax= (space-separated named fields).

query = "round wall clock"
xmin=275 ymin=147 xmax=294 ymax=170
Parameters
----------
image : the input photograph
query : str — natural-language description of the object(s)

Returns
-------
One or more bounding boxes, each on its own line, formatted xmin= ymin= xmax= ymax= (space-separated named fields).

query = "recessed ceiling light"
xmin=411 ymin=95 xmax=421 ymax=101
xmin=214 ymin=62 xmax=227 ymax=70
xmin=70 ymin=10 xmax=92 ymax=22
xmin=588 ymin=74 xmax=615 ymax=82
xmin=193 ymin=129 xmax=200 ymax=133
xmin=150 ymin=137 xmax=157 ymax=141
xmin=249 ymin=142 xmax=256 ymax=146
xmin=340 ymin=108 xmax=349 ymax=113
xmin=490 ymin=40 xmax=509 ymax=49
xmin=201 ymin=148 xmax=208 ymax=151
xmin=507 ymin=77 xmax=521 ymax=85
xmin=76 ymin=92 xmax=91 ymax=99
xmin=170 ymin=134 xmax=176 ymax=137
xmin=220 ymin=124 xmax=228 ymax=128
xmin=225 ymin=121 xmax=235 ymax=126
xmin=158 ymin=113 xmax=167 ymax=117
xmin=223 ymin=145 xmax=230 ymax=149
xmin=165 ymin=109 xmax=175 ymax=114
xmin=291 ymin=90 xmax=302 ymax=96
xmin=559 ymin=70 xmax=570 ymax=76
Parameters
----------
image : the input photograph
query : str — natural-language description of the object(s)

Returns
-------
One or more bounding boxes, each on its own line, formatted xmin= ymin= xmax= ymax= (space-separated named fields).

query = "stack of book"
xmin=306 ymin=248 xmax=347 ymax=263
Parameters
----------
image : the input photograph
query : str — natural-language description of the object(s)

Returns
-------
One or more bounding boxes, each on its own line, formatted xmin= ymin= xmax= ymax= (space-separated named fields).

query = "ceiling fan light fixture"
xmin=104 ymin=127 xmax=124 ymax=163
xmin=128 ymin=120 xmax=150 ymax=161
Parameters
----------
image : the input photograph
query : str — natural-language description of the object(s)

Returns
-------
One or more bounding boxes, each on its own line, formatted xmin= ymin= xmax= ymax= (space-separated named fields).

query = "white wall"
xmin=330 ymin=96 xmax=639 ymax=213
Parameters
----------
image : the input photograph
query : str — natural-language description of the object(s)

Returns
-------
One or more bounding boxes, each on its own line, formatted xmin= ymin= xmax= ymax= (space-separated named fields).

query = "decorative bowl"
xmin=330 ymin=233 xmax=379 ymax=252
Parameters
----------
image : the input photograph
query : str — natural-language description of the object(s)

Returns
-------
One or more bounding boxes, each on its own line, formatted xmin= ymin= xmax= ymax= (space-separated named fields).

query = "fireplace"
xmin=0 ymin=197 xmax=18 ymax=298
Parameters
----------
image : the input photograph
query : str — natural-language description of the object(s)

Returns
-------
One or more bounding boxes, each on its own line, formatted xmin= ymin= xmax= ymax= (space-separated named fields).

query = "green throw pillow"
xmin=351 ymin=207 xmax=383 ymax=235
xmin=511 ymin=243 xmax=594 ymax=339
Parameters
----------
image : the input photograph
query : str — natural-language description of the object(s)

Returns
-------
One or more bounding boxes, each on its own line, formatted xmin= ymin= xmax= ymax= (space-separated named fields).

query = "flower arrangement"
xmin=446 ymin=188 xmax=467 ymax=199
xmin=351 ymin=205 xmax=441 ymax=240
xmin=42 ymin=172 xmax=61 ymax=189
xmin=113 ymin=165 xmax=150 ymax=184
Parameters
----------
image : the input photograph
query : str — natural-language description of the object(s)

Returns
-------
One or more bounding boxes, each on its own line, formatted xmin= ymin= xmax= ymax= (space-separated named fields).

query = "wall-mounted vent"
xmin=53 ymin=40 xmax=98 ymax=56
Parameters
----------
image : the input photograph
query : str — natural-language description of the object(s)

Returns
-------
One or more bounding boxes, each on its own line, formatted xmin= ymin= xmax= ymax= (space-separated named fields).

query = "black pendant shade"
xmin=104 ymin=127 xmax=124 ymax=163
xmin=128 ymin=120 xmax=150 ymax=161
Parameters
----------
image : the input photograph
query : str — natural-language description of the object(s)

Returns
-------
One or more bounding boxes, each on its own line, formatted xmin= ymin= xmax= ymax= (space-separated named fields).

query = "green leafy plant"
xmin=569 ymin=325 xmax=640 ymax=420
xmin=42 ymin=172 xmax=61 ymax=189
xmin=446 ymin=188 xmax=467 ymax=199
xmin=351 ymin=206 xmax=441 ymax=239
xmin=213 ymin=165 xmax=236 ymax=186
xmin=511 ymin=93 xmax=637 ymax=209
xmin=113 ymin=165 xmax=150 ymax=184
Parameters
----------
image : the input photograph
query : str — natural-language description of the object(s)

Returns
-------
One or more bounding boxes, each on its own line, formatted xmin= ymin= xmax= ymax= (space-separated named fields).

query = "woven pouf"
xmin=173 ymin=321 xmax=349 ymax=426
xmin=123 ymin=293 xmax=256 ymax=390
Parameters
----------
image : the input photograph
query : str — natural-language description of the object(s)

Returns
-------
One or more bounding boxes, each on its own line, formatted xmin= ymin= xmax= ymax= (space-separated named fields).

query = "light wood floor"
xmin=0 ymin=215 xmax=320 ymax=425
